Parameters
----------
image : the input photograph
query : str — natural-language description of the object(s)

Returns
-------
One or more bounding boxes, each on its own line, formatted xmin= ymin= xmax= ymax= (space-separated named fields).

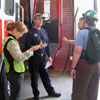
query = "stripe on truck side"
xmin=0 ymin=19 xmax=2 ymax=54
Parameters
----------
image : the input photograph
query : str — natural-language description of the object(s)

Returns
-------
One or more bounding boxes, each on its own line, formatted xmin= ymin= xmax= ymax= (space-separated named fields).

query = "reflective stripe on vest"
xmin=2 ymin=36 xmax=25 ymax=73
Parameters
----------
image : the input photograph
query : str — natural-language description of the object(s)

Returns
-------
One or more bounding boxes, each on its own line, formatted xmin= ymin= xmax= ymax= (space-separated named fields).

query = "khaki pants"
xmin=71 ymin=58 xmax=100 ymax=100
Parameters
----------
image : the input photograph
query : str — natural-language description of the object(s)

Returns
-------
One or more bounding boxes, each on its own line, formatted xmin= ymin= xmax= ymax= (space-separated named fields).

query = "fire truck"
xmin=0 ymin=0 xmax=23 ymax=55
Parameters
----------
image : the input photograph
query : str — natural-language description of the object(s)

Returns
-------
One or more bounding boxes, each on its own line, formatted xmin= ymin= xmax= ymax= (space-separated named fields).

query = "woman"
xmin=2 ymin=21 xmax=46 ymax=100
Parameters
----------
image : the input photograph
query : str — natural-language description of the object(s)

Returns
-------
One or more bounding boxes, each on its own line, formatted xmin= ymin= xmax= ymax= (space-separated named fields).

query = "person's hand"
xmin=70 ymin=69 xmax=76 ymax=79
xmin=39 ymin=41 xmax=47 ymax=49
xmin=32 ymin=45 xmax=40 ymax=51
xmin=63 ymin=37 xmax=68 ymax=42
xmin=48 ymin=57 xmax=52 ymax=62
xmin=63 ymin=37 xmax=75 ymax=44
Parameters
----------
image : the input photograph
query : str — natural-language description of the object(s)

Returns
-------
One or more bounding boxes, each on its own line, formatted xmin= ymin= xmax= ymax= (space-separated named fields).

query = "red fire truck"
xmin=0 ymin=0 xmax=24 ymax=55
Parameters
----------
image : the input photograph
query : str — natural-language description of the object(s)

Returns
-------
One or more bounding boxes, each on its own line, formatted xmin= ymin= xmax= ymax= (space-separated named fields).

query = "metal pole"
xmin=28 ymin=0 xmax=31 ymax=23
xmin=94 ymin=0 xmax=98 ymax=12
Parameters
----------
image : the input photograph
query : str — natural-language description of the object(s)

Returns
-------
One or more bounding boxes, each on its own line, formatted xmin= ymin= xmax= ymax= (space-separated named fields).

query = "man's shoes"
xmin=33 ymin=96 xmax=40 ymax=100
xmin=49 ymin=92 xmax=61 ymax=97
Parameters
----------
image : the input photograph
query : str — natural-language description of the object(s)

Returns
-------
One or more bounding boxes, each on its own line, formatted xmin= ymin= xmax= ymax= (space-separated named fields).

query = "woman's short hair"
xmin=6 ymin=21 xmax=28 ymax=33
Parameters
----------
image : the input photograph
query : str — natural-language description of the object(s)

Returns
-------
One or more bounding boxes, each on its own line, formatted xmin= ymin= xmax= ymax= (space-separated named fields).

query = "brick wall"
xmin=36 ymin=0 xmax=44 ymax=13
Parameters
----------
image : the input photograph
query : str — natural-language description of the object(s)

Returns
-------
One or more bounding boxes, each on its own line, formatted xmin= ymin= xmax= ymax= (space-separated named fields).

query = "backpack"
xmin=84 ymin=27 xmax=100 ymax=64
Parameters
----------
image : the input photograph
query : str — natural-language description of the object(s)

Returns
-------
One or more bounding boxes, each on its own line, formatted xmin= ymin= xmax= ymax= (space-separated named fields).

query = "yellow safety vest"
xmin=2 ymin=36 xmax=25 ymax=73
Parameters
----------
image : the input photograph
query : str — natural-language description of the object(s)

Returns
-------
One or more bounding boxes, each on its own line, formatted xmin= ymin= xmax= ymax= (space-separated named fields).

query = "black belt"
xmin=34 ymin=53 xmax=44 ymax=56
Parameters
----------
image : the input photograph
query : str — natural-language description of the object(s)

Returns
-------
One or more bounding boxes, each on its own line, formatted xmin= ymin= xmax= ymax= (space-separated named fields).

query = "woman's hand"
xmin=32 ymin=45 xmax=40 ymax=51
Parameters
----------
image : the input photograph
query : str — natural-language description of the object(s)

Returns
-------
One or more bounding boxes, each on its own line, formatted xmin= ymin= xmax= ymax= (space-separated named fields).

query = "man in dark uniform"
xmin=25 ymin=13 xmax=61 ymax=100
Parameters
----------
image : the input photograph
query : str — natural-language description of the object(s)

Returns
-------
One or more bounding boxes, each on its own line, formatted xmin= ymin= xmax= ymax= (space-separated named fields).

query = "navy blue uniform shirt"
xmin=25 ymin=27 xmax=51 ymax=57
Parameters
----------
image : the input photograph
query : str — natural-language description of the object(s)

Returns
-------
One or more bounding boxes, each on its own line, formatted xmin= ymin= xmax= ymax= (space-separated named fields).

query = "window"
xmin=44 ymin=0 xmax=50 ymax=20
xmin=4 ymin=0 xmax=14 ymax=15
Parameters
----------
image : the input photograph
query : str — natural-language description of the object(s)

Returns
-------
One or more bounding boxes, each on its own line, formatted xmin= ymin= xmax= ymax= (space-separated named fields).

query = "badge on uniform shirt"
xmin=34 ymin=33 xmax=38 ymax=37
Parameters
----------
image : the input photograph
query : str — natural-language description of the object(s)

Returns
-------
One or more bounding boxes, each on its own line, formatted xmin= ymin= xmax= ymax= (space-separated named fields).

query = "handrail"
xmin=17 ymin=5 xmax=24 ymax=22
xmin=0 ymin=54 xmax=4 ymax=74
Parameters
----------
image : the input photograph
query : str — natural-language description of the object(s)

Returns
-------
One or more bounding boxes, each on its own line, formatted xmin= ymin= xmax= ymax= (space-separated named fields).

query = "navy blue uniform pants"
xmin=29 ymin=55 xmax=55 ymax=97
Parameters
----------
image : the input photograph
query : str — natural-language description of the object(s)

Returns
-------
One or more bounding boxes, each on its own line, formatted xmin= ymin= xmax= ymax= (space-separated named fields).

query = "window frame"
xmin=4 ymin=0 xmax=14 ymax=16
